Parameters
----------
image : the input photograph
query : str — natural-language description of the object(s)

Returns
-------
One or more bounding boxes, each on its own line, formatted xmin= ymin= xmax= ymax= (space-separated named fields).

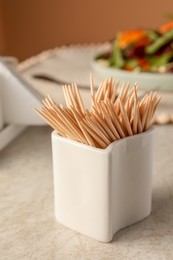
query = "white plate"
xmin=92 ymin=59 xmax=173 ymax=91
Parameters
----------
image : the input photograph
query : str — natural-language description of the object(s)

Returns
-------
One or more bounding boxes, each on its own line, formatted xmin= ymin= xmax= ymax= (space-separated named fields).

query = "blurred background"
xmin=0 ymin=0 xmax=173 ymax=61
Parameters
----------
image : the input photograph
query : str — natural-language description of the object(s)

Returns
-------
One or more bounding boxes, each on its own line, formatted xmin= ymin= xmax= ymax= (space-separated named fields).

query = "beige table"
xmin=0 ymin=125 xmax=173 ymax=260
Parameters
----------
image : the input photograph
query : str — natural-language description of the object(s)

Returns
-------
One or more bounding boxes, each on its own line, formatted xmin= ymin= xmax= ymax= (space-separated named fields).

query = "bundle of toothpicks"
xmin=34 ymin=76 xmax=161 ymax=149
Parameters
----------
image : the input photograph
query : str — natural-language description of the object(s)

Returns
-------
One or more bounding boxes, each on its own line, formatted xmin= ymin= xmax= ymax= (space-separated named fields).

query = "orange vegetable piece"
xmin=135 ymin=36 xmax=150 ymax=47
xmin=123 ymin=65 xmax=135 ymax=71
xmin=138 ymin=59 xmax=150 ymax=71
xmin=118 ymin=30 xmax=146 ymax=49
xmin=159 ymin=21 xmax=173 ymax=34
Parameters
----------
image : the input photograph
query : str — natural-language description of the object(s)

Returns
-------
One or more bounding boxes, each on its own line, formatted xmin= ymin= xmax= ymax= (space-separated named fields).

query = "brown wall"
xmin=0 ymin=0 xmax=4 ymax=53
xmin=1 ymin=0 xmax=173 ymax=60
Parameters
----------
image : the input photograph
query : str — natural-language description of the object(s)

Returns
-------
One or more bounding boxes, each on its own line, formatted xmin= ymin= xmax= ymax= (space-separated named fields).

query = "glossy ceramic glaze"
xmin=52 ymin=129 xmax=154 ymax=242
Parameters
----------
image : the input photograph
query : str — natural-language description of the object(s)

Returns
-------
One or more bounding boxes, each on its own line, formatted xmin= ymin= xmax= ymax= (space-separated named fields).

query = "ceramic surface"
xmin=52 ymin=129 xmax=154 ymax=242
xmin=92 ymin=60 xmax=173 ymax=91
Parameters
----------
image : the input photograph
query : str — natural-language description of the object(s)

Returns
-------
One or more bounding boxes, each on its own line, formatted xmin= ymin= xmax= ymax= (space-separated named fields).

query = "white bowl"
xmin=92 ymin=60 xmax=173 ymax=91
xmin=52 ymin=128 xmax=154 ymax=242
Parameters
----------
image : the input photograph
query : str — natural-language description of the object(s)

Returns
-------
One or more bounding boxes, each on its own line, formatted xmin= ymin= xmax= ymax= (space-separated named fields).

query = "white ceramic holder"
xmin=52 ymin=128 xmax=154 ymax=242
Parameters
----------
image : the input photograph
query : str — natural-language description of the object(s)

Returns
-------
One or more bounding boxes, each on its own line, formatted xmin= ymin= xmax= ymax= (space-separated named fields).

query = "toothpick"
xmin=74 ymin=83 xmax=85 ymax=113
xmin=81 ymin=119 xmax=107 ymax=148
xmin=119 ymin=98 xmax=133 ymax=136
xmin=106 ymin=100 xmax=126 ymax=138
xmin=90 ymin=113 xmax=111 ymax=141
xmin=78 ymin=121 xmax=96 ymax=147
xmin=86 ymin=116 xmax=111 ymax=145
xmin=63 ymin=85 xmax=71 ymax=107
xmin=100 ymin=102 xmax=120 ymax=139
xmin=93 ymin=107 xmax=116 ymax=141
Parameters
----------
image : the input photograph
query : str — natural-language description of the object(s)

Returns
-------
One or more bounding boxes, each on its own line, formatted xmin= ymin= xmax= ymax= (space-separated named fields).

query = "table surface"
xmin=0 ymin=125 xmax=173 ymax=260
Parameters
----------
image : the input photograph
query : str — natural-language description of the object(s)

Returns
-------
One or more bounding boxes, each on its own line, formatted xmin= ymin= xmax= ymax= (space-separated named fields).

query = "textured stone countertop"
xmin=0 ymin=126 xmax=173 ymax=260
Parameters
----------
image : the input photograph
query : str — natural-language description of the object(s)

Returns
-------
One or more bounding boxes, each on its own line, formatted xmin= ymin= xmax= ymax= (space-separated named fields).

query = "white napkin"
xmin=0 ymin=58 xmax=44 ymax=125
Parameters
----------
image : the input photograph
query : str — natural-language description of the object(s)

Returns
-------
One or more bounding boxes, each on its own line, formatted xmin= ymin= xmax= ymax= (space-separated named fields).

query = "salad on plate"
xmin=96 ymin=20 xmax=173 ymax=73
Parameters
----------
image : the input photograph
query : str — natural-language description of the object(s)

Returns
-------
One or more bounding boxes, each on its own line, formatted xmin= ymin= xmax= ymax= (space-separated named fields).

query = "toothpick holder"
xmin=51 ymin=128 xmax=153 ymax=242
